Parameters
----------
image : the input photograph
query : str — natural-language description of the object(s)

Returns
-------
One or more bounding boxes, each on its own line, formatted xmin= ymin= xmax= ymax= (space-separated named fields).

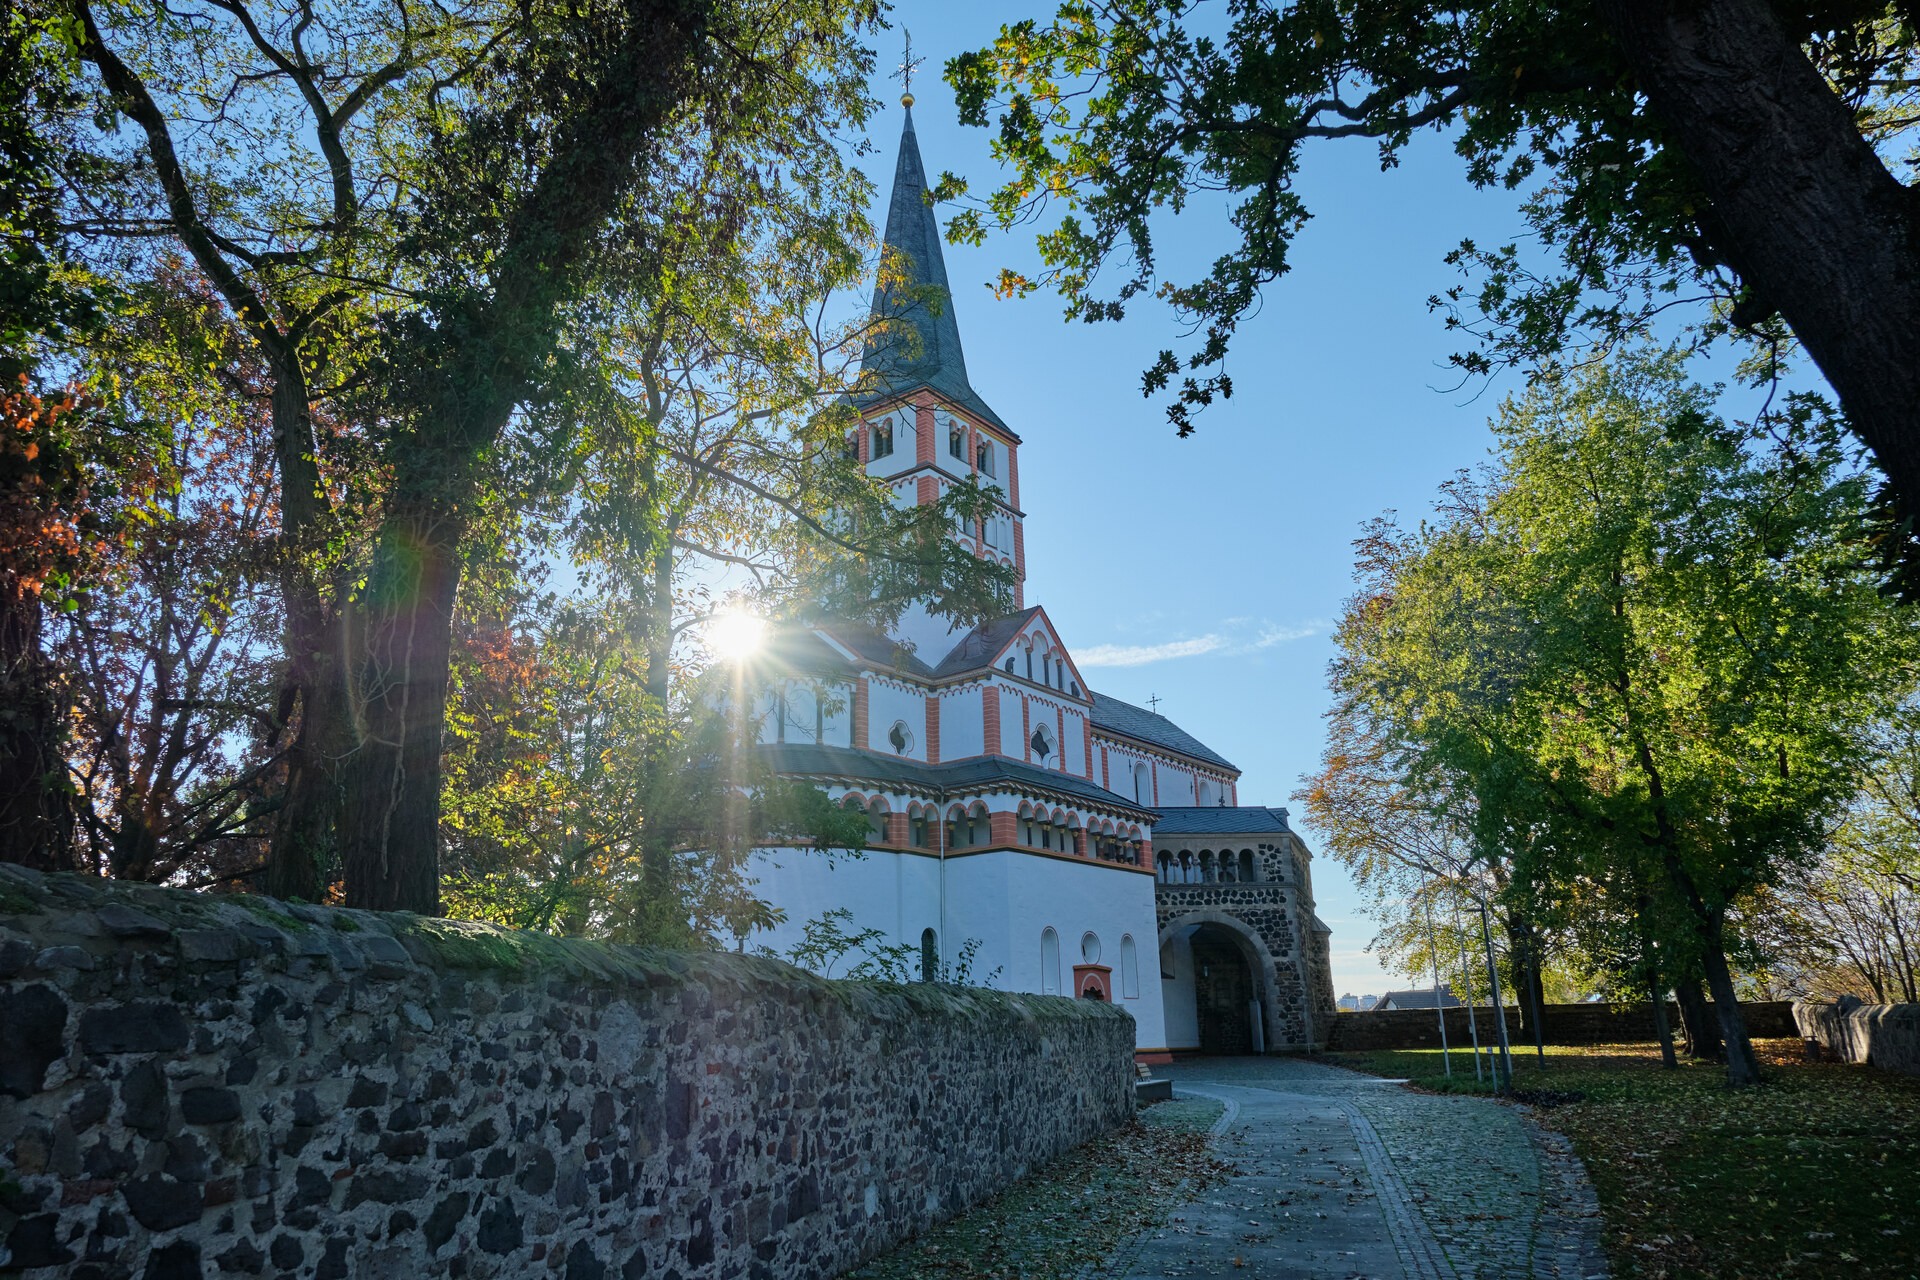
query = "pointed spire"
xmin=859 ymin=106 xmax=1009 ymax=432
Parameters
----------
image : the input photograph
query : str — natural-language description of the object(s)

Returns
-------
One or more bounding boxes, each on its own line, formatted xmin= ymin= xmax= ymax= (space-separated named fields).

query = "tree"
xmin=60 ymin=0 xmax=886 ymax=911
xmin=943 ymin=2 xmax=1920 ymax=532
xmin=1762 ymin=699 xmax=1920 ymax=1002
xmin=55 ymin=267 xmax=283 ymax=886
xmin=1330 ymin=349 xmax=1903 ymax=1085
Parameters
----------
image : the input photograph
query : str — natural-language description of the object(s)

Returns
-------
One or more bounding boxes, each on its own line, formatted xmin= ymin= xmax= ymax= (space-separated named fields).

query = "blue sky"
xmin=878 ymin=2 xmax=1537 ymax=999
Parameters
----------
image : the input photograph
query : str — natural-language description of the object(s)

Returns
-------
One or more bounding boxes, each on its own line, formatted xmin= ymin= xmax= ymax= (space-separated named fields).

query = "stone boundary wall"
xmin=0 ymin=866 xmax=1135 ymax=1278
xmin=1324 ymin=1000 xmax=1799 ymax=1052
xmin=1795 ymin=1000 xmax=1920 ymax=1076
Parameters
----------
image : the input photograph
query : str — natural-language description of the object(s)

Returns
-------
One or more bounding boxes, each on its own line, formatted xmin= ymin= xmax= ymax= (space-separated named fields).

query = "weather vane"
xmin=893 ymin=29 xmax=925 ymax=108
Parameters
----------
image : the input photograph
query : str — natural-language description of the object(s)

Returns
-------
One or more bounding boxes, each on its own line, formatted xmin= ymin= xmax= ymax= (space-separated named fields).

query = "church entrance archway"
xmin=1189 ymin=923 xmax=1261 ymax=1054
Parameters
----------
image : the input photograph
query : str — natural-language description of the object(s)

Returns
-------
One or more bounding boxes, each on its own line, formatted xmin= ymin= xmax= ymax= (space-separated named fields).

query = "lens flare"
xmin=708 ymin=608 xmax=767 ymax=662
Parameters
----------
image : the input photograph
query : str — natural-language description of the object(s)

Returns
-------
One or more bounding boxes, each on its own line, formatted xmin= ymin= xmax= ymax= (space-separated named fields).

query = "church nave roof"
xmin=1088 ymin=692 xmax=1239 ymax=773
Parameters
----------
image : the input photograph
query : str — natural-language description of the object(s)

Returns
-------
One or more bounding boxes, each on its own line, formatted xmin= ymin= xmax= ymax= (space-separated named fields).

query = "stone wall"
xmin=1324 ymin=1000 xmax=1800 ymax=1052
xmin=1795 ymin=1000 xmax=1920 ymax=1076
xmin=0 ymin=866 xmax=1135 ymax=1278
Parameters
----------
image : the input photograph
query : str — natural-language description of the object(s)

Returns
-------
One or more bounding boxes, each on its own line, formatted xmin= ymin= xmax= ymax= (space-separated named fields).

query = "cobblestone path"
xmin=1098 ymin=1057 xmax=1608 ymax=1280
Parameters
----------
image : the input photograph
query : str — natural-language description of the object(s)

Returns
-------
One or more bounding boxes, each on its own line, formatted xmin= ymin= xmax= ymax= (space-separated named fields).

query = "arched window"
xmin=1080 ymin=931 xmax=1101 ymax=965
xmin=887 ymin=720 xmax=913 ymax=755
xmin=910 ymin=810 xmax=930 ymax=849
xmin=949 ymin=424 xmax=964 ymax=460
xmin=1030 ymin=725 xmax=1054 ymax=766
xmin=1239 ymin=848 xmax=1256 ymax=882
xmin=920 ymin=928 xmax=938 ymax=982
xmin=871 ymin=420 xmax=893 ymax=459
xmin=1132 ymin=761 xmax=1150 ymax=804
xmin=1040 ymin=927 xmax=1061 ymax=994
xmin=1024 ymin=648 xmax=1033 ymax=680
xmin=1120 ymin=935 xmax=1139 ymax=999
xmin=1070 ymin=680 xmax=1079 ymax=697
xmin=1156 ymin=852 xmax=1171 ymax=883
xmin=1005 ymin=657 xmax=1015 ymax=674
xmin=976 ymin=439 xmax=994 ymax=475
xmin=1197 ymin=779 xmax=1215 ymax=807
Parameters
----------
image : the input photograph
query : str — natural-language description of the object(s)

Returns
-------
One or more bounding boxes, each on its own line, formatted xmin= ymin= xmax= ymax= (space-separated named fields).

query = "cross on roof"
xmin=1146 ymin=693 xmax=1162 ymax=713
xmin=892 ymin=29 xmax=925 ymax=106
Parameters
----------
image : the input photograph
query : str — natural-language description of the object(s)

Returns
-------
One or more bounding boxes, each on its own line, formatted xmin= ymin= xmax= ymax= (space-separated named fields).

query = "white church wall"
xmin=1158 ymin=929 xmax=1201 ymax=1051
xmin=1062 ymin=712 xmax=1086 ymax=779
xmin=940 ymin=685 xmax=985 ymax=759
xmin=868 ymin=681 xmax=927 ymax=760
xmin=996 ymin=683 xmax=1024 ymax=757
xmin=891 ymin=601 xmax=967 ymax=669
xmin=743 ymin=845 xmax=942 ymax=972
xmin=1157 ymin=762 xmax=1195 ymax=806
xmin=866 ymin=408 xmax=915 ymax=480
xmin=822 ymin=682 xmax=851 ymax=748
xmin=944 ymin=853 xmax=1168 ymax=1053
xmin=743 ymin=843 xmax=1169 ymax=1053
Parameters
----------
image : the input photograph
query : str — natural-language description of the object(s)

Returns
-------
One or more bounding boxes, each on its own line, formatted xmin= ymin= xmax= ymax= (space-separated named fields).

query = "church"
xmin=738 ymin=101 xmax=1337 ymax=1061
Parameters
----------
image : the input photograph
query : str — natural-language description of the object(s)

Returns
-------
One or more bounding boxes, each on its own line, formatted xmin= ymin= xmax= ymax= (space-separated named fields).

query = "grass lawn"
xmin=847 ymin=1096 xmax=1230 ymax=1279
xmin=1326 ymin=1038 xmax=1920 ymax=1279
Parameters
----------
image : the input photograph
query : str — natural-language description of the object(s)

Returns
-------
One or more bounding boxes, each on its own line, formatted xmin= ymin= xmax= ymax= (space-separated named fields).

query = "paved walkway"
xmin=1099 ymin=1058 xmax=1608 ymax=1280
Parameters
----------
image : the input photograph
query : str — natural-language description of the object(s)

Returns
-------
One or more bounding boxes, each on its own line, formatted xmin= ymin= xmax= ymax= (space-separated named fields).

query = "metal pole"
xmin=1421 ymin=878 xmax=1452 ymax=1080
xmin=1477 ymin=899 xmax=1514 ymax=1093
xmin=937 ymin=789 xmax=948 ymax=981
xmin=1453 ymin=896 xmax=1484 ymax=1085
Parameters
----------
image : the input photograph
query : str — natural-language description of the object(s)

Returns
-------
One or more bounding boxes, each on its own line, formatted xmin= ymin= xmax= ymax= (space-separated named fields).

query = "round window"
xmin=1080 ymin=931 xmax=1101 ymax=965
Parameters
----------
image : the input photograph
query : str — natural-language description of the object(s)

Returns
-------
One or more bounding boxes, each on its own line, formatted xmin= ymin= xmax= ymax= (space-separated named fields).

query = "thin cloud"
xmin=1074 ymin=618 xmax=1326 ymax=669
xmin=1076 ymin=636 xmax=1226 ymax=668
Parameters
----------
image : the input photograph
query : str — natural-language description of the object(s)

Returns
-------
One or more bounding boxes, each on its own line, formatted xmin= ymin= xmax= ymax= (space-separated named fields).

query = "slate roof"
xmin=1376 ymin=986 xmax=1460 ymax=1011
xmin=854 ymin=109 xmax=1011 ymax=434
xmin=756 ymin=627 xmax=859 ymax=677
xmin=817 ymin=622 xmax=936 ymax=679
xmin=1088 ymin=692 xmax=1239 ymax=772
xmin=1150 ymin=806 xmax=1292 ymax=836
xmin=930 ymin=607 xmax=1042 ymax=678
xmin=760 ymin=743 xmax=1157 ymax=819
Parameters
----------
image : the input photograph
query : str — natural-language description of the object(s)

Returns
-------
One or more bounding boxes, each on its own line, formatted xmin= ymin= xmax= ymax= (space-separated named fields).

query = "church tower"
xmin=854 ymin=105 xmax=1026 ymax=653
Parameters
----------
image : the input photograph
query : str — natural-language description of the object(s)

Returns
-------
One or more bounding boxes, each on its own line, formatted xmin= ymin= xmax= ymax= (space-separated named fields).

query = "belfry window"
xmin=949 ymin=425 xmax=964 ymax=460
xmin=871 ymin=420 xmax=893 ymax=459
xmin=976 ymin=439 xmax=994 ymax=476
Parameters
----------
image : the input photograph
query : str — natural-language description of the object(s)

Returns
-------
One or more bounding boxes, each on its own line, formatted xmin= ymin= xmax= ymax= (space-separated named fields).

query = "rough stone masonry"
xmin=0 ymin=865 xmax=1134 ymax=1279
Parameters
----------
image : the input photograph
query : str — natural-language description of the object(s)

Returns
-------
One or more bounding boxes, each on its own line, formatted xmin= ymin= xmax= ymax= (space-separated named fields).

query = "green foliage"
xmin=942 ymin=2 xmax=1919 ymax=429
xmin=1324 ymin=346 xmax=1911 ymax=1077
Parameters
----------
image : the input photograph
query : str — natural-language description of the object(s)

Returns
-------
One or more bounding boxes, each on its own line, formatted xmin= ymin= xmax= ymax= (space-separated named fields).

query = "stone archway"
xmin=1159 ymin=909 xmax=1289 ymax=1055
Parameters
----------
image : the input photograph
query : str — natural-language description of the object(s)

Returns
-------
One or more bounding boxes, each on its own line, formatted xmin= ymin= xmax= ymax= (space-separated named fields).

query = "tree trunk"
xmin=1674 ymin=978 xmax=1723 ymax=1061
xmin=1649 ymin=974 xmax=1678 ymax=1069
xmin=0 ymin=591 xmax=75 ymax=870
xmin=336 ymin=501 xmax=463 ymax=915
xmin=264 ymin=364 xmax=348 ymax=903
xmin=1507 ymin=917 xmax=1549 ymax=1056
xmin=1606 ymin=0 xmax=1920 ymax=524
xmin=1699 ymin=934 xmax=1762 ymax=1086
